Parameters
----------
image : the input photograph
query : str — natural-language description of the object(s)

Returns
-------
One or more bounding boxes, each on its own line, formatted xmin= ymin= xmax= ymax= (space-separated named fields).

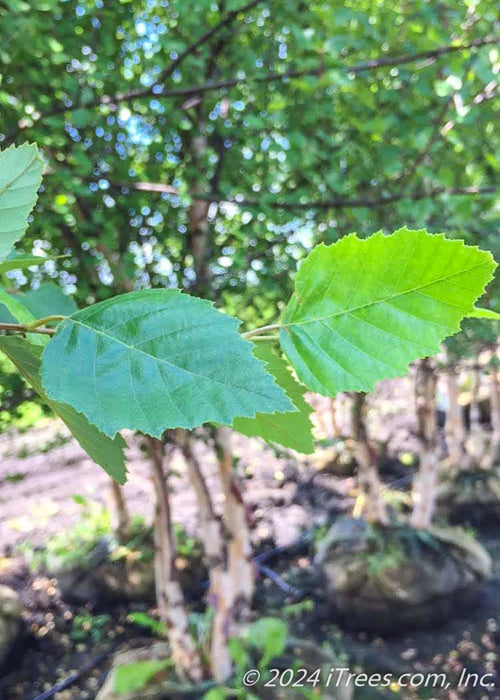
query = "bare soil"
xmin=0 ymin=377 xmax=498 ymax=699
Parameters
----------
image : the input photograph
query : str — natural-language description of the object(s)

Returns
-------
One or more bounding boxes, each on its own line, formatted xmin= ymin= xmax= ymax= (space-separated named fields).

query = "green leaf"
xmin=41 ymin=289 xmax=292 ymax=438
xmin=113 ymin=659 xmax=171 ymax=694
xmin=280 ymin=229 xmax=496 ymax=395
xmin=232 ymin=344 xmax=314 ymax=454
xmin=0 ymin=336 xmax=127 ymax=483
xmin=0 ymin=143 xmax=43 ymax=261
xmin=467 ymin=306 xmax=500 ymax=320
xmin=203 ymin=689 xmax=227 ymax=700
xmin=0 ymin=252 xmax=67 ymax=273
xmin=13 ymin=282 xmax=77 ymax=317
xmin=246 ymin=617 xmax=287 ymax=667
xmin=0 ymin=287 xmax=46 ymax=346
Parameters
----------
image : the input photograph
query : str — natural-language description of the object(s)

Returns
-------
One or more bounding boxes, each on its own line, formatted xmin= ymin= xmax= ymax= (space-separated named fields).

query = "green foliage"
xmin=2 ymin=471 xmax=26 ymax=484
xmin=280 ymin=229 xmax=496 ymax=395
xmin=0 ymin=144 xmax=43 ymax=261
xmin=173 ymin=522 xmax=203 ymax=560
xmin=244 ymin=617 xmax=288 ymax=669
xmin=14 ymin=282 xmax=77 ymax=317
xmin=232 ymin=344 xmax=314 ymax=453
xmin=0 ymin=287 xmax=46 ymax=346
xmin=0 ymin=140 xmax=499 ymax=480
xmin=41 ymin=289 xmax=292 ymax=438
xmin=20 ymin=502 xmax=157 ymax=572
xmin=0 ymin=336 xmax=127 ymax=482
xmin=0 ymin=252 xmax=66 ymax=273
xmin=20 ymin=498 xmax=111 ymax=571
xmin=127 ymin=611 xmax=166 ymax=636
xmin=0 ymin=349 xmax=45 ymax=429
xmin=71 ymin=611 xmax=112 ymax=643
xmin=1 ymin=167 xmax=498 ymax=480
xmin=206 ymin=618 xmax=289 ymax=699
xmin=281 ymin=598 xmax=315 ymax=618
xmin=113 ymin=659 xmax=171 ymax=694
xmin=468 ymin=307 xmax=500 ymax=320
xmin=359 ymin=523 xmax=450 ymax=575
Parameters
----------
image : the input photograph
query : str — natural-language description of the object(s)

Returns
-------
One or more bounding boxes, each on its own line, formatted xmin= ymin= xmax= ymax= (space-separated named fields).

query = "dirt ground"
xmin=0 ymin=376 xmax=417 ymax=554
xmin=0 ymin=376 xmax=498 ymax=700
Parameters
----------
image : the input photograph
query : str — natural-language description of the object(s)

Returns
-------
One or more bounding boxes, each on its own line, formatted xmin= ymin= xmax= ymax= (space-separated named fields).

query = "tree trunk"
xmin=183 ymin=115 xmax=254 ymax=673
xmin=145 ymin=436 xmax=203 ymax=683
xmin=176 ymin=430 xmax=232 ymax=683
xmin=466 ymin=365 xmax=487 ymax=468
xmin=213 ymin=426 xmax=255 ymax=624
xmin=329 ymin=397 xmax=341 ymax=438
xmin=105 ymin=478 xmax=130 ymax=541
xmin=351 ymin=393 xmax=389 ymax=524
xmin=411 ymin=358 xmax=439 ymax=528
xmin=444 ymin=365 xmax=466 ymax=470
xmin=488 ymin=363 xmax=500 ymax=468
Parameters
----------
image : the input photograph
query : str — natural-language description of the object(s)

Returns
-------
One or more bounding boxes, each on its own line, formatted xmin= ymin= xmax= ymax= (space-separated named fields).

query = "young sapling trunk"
xmin=145 ymin=436 xmax=203 ymax=683
xmin=351 ymin=392 xmax=389 ymax=525
xmin=466 ymin=363 xmax=488 ymax=468
xmin=105 ymin=478 xmax=131 ymax=542
xmin=487 ymin=351 xmax=500 ymax=468
xmin=213 ymin=426 xmax=255 ymax=625
xmin=411 ymin=358 xmax=439 ymax=528
xmin=177 ymin=429 xmax=233 ymax=683
xmin=444 ymin=362 xmax=467 ymax=471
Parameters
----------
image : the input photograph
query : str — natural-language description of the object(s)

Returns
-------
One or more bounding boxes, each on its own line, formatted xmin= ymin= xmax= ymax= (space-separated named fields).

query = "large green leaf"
xmin=0 ymin=336 xmax=127 ymax=483
xmin=280 ymin=229 xmax=496 ymax=395
xmin=13 ymin=282 xmax=78 ymax=318
xmin=0 ymin=144 xmax=43 ymax=261
xmin=232 ymin=343 xmax=314 ymax=454
xmin=41 ymin=289 xmax=292 ymax=438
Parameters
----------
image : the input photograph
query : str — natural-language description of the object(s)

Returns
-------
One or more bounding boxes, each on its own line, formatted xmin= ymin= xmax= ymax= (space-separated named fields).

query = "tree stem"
xmin=0 ymin=322 xmax=57 ymax=336
xmin=25 ymin=315 xmax=66 ymax=330
xmin=242 ymin=323 xmax=281 ymax=339
xmin=145 ymin=436 xmax=204 ymax=683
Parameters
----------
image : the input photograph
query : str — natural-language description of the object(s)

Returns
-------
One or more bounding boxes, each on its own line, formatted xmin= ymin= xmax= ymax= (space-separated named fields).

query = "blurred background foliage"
xmin=0 ymin=0 xmax=499 ymax=366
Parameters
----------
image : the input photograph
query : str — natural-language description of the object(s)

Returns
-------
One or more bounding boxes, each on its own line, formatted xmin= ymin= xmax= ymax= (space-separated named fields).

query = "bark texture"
xmin=106 ymin=478 xmax=131 ymax=542
xmin=177 ymin=429 xmax=232 ymax=682
xmin=145 ymin=436 xmax=203 ymax=683
xmin=214 ymin=426 xmax=255 ymax=625
xmin=444 ymin=366 xmax=466 ymax=470
xmin=351 ymin=393 xmax=389 ymax=524
xmin=411 ymin=358 xmax=439 ymax=528
xmin=488 ymin=363 xmax=500 ymax=468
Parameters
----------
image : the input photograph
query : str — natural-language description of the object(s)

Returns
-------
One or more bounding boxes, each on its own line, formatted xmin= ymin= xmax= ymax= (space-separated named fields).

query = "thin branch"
xmin=3 ymin=35 xmax=498 ymax=144
xmin=348 ymin=35 xmax=498 ymax=72
xmin=151 ymin=0 xmax=265 ymax=88
xmin=0 ymin=323 xmax=56 ymax=336
xmin=394 ymin=55 xmax=488 ymax=187
xmin=110 ymin=35 xmax=500 ymax=103
xmin=242 ymin=323 xmax=281 ymax=338
xmin=25 ymin=315 xmax=66 ymax=330
xmin=81 ymin=177 xmax=499 ymax=210
xmin=205 ymin=184 xmax=498 ymax=210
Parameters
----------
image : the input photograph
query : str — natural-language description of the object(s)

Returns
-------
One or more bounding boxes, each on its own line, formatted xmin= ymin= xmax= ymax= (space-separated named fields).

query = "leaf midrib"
xmin=284 ymin=260 xmax=489 ymax=328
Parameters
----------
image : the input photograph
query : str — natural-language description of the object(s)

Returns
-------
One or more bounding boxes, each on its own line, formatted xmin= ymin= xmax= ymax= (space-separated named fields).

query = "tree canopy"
xmin=1 ymin=0 xmax=498 ymax=323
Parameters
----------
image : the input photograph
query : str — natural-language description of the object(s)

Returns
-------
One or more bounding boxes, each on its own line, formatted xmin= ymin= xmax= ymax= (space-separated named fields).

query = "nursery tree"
xmin=0 ymin=141 xmax=499 ymax=684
